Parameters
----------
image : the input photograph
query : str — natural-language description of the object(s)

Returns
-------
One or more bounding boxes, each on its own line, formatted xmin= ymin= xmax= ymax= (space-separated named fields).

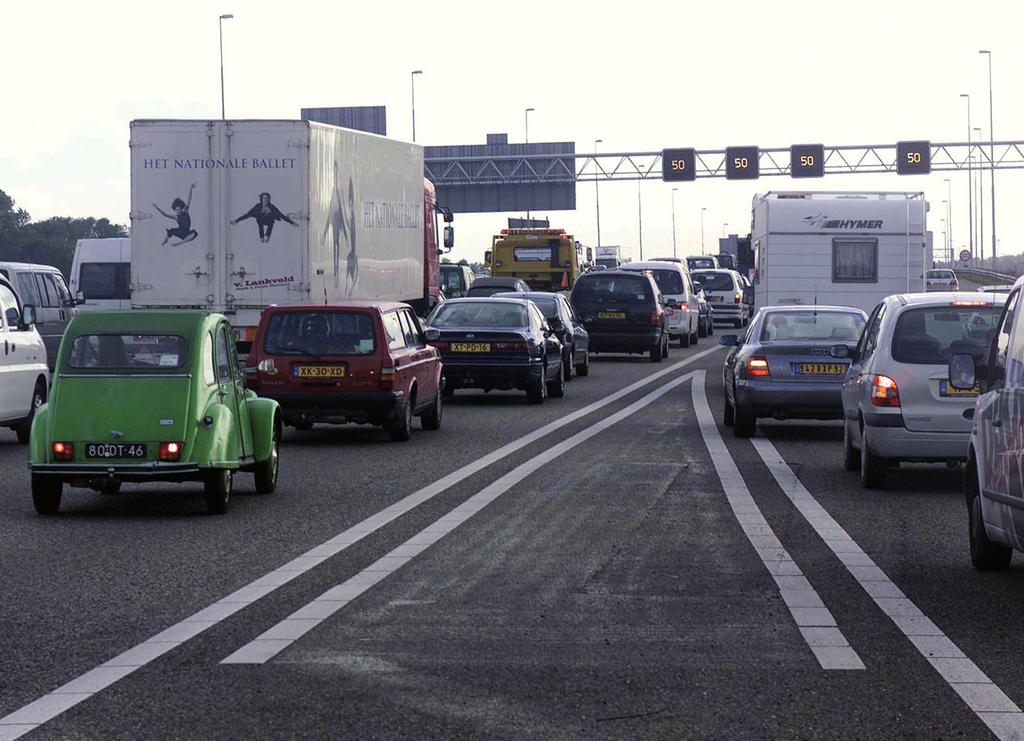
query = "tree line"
xmin=0 ymin=190 xmax=127 ymax=278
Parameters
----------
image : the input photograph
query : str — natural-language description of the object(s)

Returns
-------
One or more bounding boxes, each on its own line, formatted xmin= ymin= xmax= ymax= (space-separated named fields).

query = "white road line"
xmin=0 ymin=346 xmax=722 ymax=738
xmin=751 ymin=437 xmax=1024 ymax=739
xmin=691 ymin=373 xmax=864 ymax=670
xmin=223 ymin=369 xmax=703 ymax=664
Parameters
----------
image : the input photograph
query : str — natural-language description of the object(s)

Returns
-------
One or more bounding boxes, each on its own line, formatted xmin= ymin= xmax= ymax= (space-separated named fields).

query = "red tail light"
xmin=429 ymin=340 xmax=449 ymax=350
xmin=870 ymin=375 xmax=900 ymax=407
xmin=52 ymin=442 xmax=73 ymax=461
xmin=494 ymin=342 xmax=528 ymax=352
xmin=650 ymin=308 xmax=662 ymax=327
xmin=734 ymin=292 xmax=743 ymax=304
xmin=745 ymin=356 xmax=770 ymax=378
xmin=380 ymin=360 xmax=396 ymax=391
xmin=159 ymin=441 xmax=182 ymax=461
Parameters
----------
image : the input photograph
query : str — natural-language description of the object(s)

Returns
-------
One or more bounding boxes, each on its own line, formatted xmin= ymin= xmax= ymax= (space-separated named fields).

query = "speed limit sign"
xmin=959 ymin=249 xmax=971 ymax=262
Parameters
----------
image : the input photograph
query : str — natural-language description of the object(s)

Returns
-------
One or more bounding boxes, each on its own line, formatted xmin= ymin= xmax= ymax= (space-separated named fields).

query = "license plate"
xmin=598 ymin=311 xmax=626 ymax=319
xmin=450 ymin=342 xmax=491 ymax=352
xmin=940 ymin=381 xmax=980 ymax=397
xmin=295 ymin=365 xmax=346 ymax=378
xmin=85 ymin=443 xmax=148 ymax=459
xmin=795 ymin=363 xmax=847 ymax=375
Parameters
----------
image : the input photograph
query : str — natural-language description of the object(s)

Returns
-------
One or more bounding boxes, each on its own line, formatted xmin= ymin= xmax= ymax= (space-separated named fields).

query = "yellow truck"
xmin=485 ymin=228 xmax=581 ymax=291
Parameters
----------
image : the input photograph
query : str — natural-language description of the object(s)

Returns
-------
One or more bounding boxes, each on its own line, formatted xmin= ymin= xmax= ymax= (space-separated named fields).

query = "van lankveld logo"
xmin=802 ymin=212 xmax=883 ymax=229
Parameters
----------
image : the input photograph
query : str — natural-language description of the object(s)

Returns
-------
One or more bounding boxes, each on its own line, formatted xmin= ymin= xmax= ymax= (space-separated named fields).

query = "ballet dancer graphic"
xmin=231 ymin=192 xmax=297 ymax=243
xmin=154 ymin=183 xmax=199 ymax=246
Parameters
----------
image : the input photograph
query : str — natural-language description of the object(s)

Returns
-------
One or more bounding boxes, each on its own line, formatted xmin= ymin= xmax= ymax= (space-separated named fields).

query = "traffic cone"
xmin=560 ymin=271 xmax=569 ymax=290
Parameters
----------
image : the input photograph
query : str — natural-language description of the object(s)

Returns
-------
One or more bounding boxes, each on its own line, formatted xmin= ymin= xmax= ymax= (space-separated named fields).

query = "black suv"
xmin=569 ymin=270 xmax=669 ymax=362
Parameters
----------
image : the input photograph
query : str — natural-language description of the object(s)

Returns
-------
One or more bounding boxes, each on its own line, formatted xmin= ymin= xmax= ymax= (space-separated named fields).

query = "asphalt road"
xmin=3 ymin=331 xmax=1024 ymax=739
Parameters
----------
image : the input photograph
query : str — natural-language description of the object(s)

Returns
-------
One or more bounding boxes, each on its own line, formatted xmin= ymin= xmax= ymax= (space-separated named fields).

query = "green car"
xmin=29 ymin=310 xmax=282 ymax=515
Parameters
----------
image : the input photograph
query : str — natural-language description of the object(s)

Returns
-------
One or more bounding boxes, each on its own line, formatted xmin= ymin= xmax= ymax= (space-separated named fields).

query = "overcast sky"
xmin=2 ymin=0 xmax=1021 ymax=265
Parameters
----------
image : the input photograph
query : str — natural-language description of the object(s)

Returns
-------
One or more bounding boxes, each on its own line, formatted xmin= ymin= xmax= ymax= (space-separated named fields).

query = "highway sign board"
xmin=896 ymin=141 xmax=932 ymax=175
xmin=726 ymin=146 xmax=759 ymax=180
xmin=790 ymin=144 xmax=825 ymax=178
xmin=662 ymin=148 xmax=696 ymax=181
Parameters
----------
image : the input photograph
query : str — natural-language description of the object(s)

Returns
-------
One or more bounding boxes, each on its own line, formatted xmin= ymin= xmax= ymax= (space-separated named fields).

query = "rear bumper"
xmin=31 ymin=462 xmax=202 ymax=483
xmin=735 ymin=380 xmax=844 ymax=419
xmin=442 ymin=358 xmax=544 ymax=390
xmin=261 ymin=390 xmax=405 ymax=425
xmin=710 ymin=304 xmax=743 ymax=320
xmin=588 ymin=329 xmax=661 ymax=353
xmin=862 ymin=422 xmax=971 ymax=460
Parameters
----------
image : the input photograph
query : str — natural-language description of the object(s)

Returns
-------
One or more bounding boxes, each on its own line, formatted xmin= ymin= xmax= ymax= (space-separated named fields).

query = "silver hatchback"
xmin=840 ymin=292 xmax=1005 ymax=488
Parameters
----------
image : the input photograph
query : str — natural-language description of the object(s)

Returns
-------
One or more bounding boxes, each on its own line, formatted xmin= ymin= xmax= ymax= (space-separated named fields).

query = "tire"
xmin=575 ymin=352 xmax=590 ymax=377
xmin=527 ymin=368 xmax=547 ymax=404
xmin=859 ymin=427 xmax=887 ymax=489
xmin=650 ymin=340 xmax=662 ymax=363
xmin=723 ymin=395 xmax=735 ymax=427
xmin=421 ymin=392 xmax=443 ymax=431
xmin=254 ymin=421 xmax=281 ymax=494
xmin=387 ymin=399 xmax=414 ymax=442
xmin=32 ymin=475 xmax=62 ymax=515
xmin=843 ymin=419 xmax=861 ymax=472
xmin=547 ymin=362 xmax=566 ymax=398
xmin=968 ymin=468 xmax=1012 ymax=571
xmin=679 ymin=331 xmax=690 ymax=348
xmin=707 ymin=320 xmax=714 ymax=336
xmin=690 ymin=327 xmax=699 ymax=346
xmin=16 ymin=380 xmax=46 ymax=445
xmin=442 ymin=380 xmax=455 ymax=398
xmin=563 ymin=349 xmax=574 ymax=382
xmin=204 ymin=468 xmax=233 ymax=514
xmin=733 ymin=404 xmax=756 ymax=438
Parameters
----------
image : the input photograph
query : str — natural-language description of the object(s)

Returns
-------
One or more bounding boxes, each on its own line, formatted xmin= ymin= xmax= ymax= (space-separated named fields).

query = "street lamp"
xmin=637 ymin=180 xmax=644 ymax=260
xmin=218 ymin=14 xmax=234 ymax=120
xmin=943 ymin=178 xmax=952 ymax=263
xmin=959 ymin=93 xmax=974 ymax=261
xmin=524 ymin=107 xmax=535 ymax=145
xmin=974 ymin=126 xmax=984 ymax=261
xmin=979 ymin=50 xmax=996 ymax=270
xmin=671 ymin=189 xmax=679 ymax=259
xmin=594 ymin=139 xmax=603 ymax=248
xmin=700 ymin=207 xmax=707 ymax=256
xmin=722 ymin=222 xmax=729 ymax=238
xmin=410 ymin=70 xmax=423 ymax=142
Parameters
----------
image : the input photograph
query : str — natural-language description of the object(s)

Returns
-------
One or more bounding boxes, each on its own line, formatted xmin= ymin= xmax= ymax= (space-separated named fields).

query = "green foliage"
xmin=0 ymin=190 xmax=127 ymax=277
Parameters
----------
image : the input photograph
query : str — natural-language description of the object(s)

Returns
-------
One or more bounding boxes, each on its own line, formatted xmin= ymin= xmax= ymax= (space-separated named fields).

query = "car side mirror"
xmin=693 ymin=281 xmax=702 ymax=293
xmin=424 ymin=328 xmax=441 ymax=342
xmin=20 ymin=304 xmax=36 ymax=328
xmin=443 ymin=226 xmax=454 ymax=251
xmin=949 ymin=353 xmax=977 ymax=391
xmin=719 ymin=334 xmax=739 ymax=347
xmin=74 ymin=290 xmax=86 ymax=305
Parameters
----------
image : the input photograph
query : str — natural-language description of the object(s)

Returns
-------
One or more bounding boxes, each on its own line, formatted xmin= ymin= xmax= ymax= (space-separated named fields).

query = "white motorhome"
xmin=70 ymin=238 xmax=131 ymax=310
xmin=750 ymin=192 xmax=931 ymax=314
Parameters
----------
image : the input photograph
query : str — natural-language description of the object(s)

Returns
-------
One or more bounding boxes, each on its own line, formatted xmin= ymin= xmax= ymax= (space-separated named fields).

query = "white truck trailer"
xmin=130 ymin=119 xmax=448 ymax=348
xmin=750 ymin=191 xmax=931 ymax=314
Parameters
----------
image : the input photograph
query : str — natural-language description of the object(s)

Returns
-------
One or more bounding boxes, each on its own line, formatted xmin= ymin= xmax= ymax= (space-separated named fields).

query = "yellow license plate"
xmin=940 ymin=381 xmax=980 ymax=397
xmin=450 ymin=342 xmax=491 ymax=352
xmin=798 ymin=363 xmax=846 ymax=375
xmin=598 ymin=311 xmax=626 ymax=319
xmin=295 ymin=365 xmax=346 ymax=378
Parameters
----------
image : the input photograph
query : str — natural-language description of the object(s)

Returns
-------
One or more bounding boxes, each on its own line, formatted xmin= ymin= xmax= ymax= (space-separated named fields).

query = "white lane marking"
xmin=223 ymin=369 xmax=703 ymax=664
xmin=751 ymin=437 xmax=1024 ymax=739
xmin=691 ymin=373 xmax=864 ymax=671
xmin=0 ymin=346 xmax=723 ymax=737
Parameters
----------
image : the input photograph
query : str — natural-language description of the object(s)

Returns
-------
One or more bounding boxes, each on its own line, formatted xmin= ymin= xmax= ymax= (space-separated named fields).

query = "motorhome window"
xmin=832 ymin=239 xmax=878 ymax=283
xmin=80 ymin=263 xmax=131 ymax=300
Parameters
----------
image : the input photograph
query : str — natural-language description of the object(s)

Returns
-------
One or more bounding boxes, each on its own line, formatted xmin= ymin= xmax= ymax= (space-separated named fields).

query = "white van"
xmin=620 ymin=260 xmax=700 ymax=347
xmin=0 ymin=274 xmax=49 ymax=442
xmin=0 ymin=262 xmax=76 ymax=371
xmin=70 ymin=238 xmax=131 ymax=310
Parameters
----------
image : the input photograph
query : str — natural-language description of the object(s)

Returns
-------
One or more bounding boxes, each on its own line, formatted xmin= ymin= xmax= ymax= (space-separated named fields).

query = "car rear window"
xmin=430 ymin=302 xmax=529 ymax=328
xmin=527 ymin=297 xmax=559 ymax=318
xmin=263 ymin=311 xmax=376 ymax=356
xmin=467 ymin=285 xmax=513 ymax=297
xmin=626 ymin=268 xmax=684 ymax=295
xmin=927 ymin=270 xmax=953 ymax=279
xmin=692 ymin=271 xmax=734 ymax=291
xmin=761 ymin=311 xmax=866 ymax=342
xmin=67 ymin=334 xmax=188 ymax=369
xmin=573 ymin=275 xmax=651 ymax=302
xmin=688 ymin=257 xmax=717 ymax=270
xmin=891 ymin=305 xmax=1000 ymax=364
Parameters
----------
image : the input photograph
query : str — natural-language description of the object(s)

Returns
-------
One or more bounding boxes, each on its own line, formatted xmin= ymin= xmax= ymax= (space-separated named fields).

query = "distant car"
xmin=440 ymin=263 xmax=475 ymax=298
xmin=716 ymin=253 xmax=737 ymax=270
xmin=465 ymin=277 xmax=531 ymax=297
xmin=569 ymin=270 xmax=669 ymax=363
xmin=841 ymin=292 xmax=1004 ymax=489
xmin=0 ymin=274 xmax=48 ymax=443
xmin=495 ymin=291 xmax=590 ymax=378
xmin=0 ymin=261 xmax=79 ymax=371
xmin=926 ymin=269 xmax=960 ymax=291
xmin=692 ymin=269 xmax=750 ymax=327
xmin=69 ymin=237 xmax=131 ymax=311
xmin=29 ymin=310 xmax=282 ymax=515
xmin=620 ymin=260 xmax=699 ymax=347
xmin=692 ymin=279 xmax=714 ymax=338
xmin=721 ymin=306 xmax=867 ymax=438
xmin=247 ymin=302 xmax=443 ymax=440
xmin=686 ymin=255 xmax=720 ymax=271
xmin=473 ymin=270 xmax=491 ymax=279
xmin=425 ymin=298 xmax=565 ymax=403
xmin=650 ymin=257 xmax=685 ymax=264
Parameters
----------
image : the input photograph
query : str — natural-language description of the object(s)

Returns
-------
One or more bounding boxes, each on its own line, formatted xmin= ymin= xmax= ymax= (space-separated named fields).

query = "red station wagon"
xmin=246 ymin=302 xmax=443 ymax=441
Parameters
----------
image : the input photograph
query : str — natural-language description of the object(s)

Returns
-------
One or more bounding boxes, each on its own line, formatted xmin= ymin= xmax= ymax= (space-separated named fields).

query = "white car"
xmin=692 ymin=269 xmax=750 ymax=328
xmin=0 ymin=275 xmax=49 ymax=443
xmin=620 ymin=261 xmax=700 ymax=347
xmin=926 ymin=269 xmax=959 ymax=291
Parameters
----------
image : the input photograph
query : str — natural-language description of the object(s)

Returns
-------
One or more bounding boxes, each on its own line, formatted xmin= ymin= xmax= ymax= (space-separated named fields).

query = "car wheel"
xmin=968 ymin=464 xmax=1012 ymax=570
xmin=691 ymin=327 xmax=699 ymax=346
xmin=859 ymin=427 xmax=886 ymax=489
xmin=843 ymin=419 xmax=861 ymax=472
xmin=442 ymin=379 xmax=455 ymax=398
xmin=698 ymin=318 xmax=708 ymax=338
xmin=32 ymin=475 xmax=62 ymax=515
xmin=16 ymin=380 xmax=46 ymax=445
xmin=548 ymin=362 xmax=566 ymax=398
xmin=204 ymin=468 xmax=233 ymax=514
xmin=733 ymin=404 xmax=756 ymax=438
xmin=254 ymin=421 xmax=281 ymax=494
xmin=723 ymin=395 xmax=735 ymax=427
xmin=421 ymin=391 xmax=443 ymax=431
xmin=650 ymin=340 xmax=662 ymax=363
xmin=527 ymin=367 xmax=547 ymax=404
xmin=387 ymin=399 xmax=414 ymax=442
xmin=575 ymin=352 xmax=590 ymax=377
xmin=680 ymin=331 xmax=690 ymax=348
xmin=707 ymin=320 xmax=714 ymax=336
xmin=563 ymin=349 xmax=574 ymax=381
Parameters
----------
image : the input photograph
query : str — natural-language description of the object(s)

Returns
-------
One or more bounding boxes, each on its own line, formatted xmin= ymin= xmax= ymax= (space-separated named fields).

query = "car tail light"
xmin=429 ymin=340 xmax=449 ymax=350
xmin=380 ymin=361 xmax=396 ymax=391
xmin=949 ymin=280 xmax=958 ymax=287
xmin=745 ymin=357 xmax=770 ymax=378
xmin=52 ymin=442 xmax=73 ymax=461
xmin=159 ymin=442 xmax=182 ymax=462
xmin=870 ymin=375 xmax=901 ymax=407
xmin=951 ymin=300 xmax=986 ymax=307
xmin=650 ymin=308 xmax=662 ymax=327
xmin=494 ymin=342 xmax=528 ymax=352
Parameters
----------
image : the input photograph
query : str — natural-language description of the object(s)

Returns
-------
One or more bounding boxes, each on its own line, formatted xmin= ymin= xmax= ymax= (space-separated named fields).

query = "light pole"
xmin=410 ymin=70 xmax=423 ymax=142
xmin=637 ymin=181 xmax=644 ymax=260
xmin=943 ymin=178 xmax=952 ymax=263
xmin=218 ymin=14 xmax=234 ymax=119
xmin=722 ymin=222 xmax=729 ymax=238
xmin=959 ymin=93 xmax=974 ymax=261
xmin=671 ymin=189 xmax=678 ymax=259
xmin=980 ymin=50 xmax=996 ymax=270
xmin=940 ymin=217 xmax=947 ymax=264
xmin=524 ymin=108 xmax=534 ymax=221
xmin=974 ymin=126 xmax=984 ymax=264
xmin=700 ymin=207 xmax=706 ymax=256
xmin=594 ymin=139 xmax=603 ymax=248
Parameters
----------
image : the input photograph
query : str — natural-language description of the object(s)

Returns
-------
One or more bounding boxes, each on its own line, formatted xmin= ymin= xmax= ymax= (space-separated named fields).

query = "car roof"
xmin=66 ymin=309 xmax=219 ymax=336
xmin=492 ymin=291 xmax=561 ymax=299
xmin=888 ymin=291 xmax=1005 ymax=307
xmin=263 ymin=300 xmax=408 ymax=312
xmin=761 ymin=305 xmax=865 ymax=314
xmin=578 ymin=269 xmax=652 ymax=279
xmin=469 ymin=277 xmax=526 ymax=286
xmin=620 ymin=261 xmax=686 ymax=272
xmin=0 ymin=261 xmax=62 ymax=272
xmin=442 ymin=297 xmax=531 ymax=305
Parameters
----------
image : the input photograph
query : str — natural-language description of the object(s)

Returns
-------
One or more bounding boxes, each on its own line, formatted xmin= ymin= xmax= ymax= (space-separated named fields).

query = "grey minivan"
xmin=0 ymin=262 xmax=79 ymax=370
